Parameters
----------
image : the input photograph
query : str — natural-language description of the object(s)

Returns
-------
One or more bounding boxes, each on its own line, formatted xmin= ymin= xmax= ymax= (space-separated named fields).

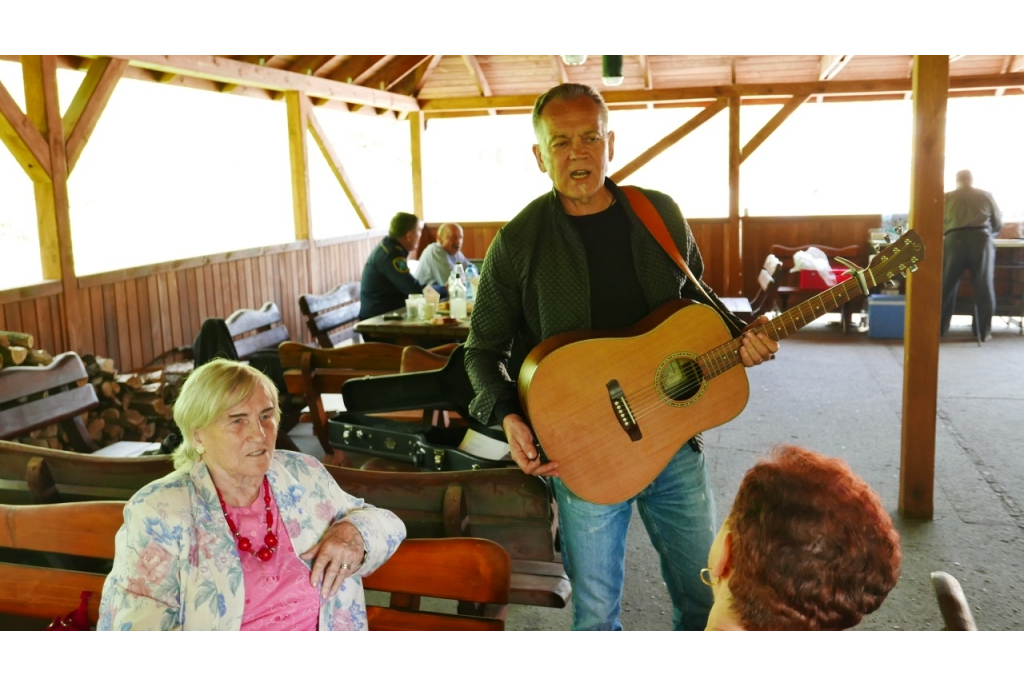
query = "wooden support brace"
xmin=306 ymin=105 xmax=376 ymax=230
xmin=610 ymin=98 xmax=727 ymax=183
xmin=739 ymin=94 xmax=809 ymax=164
xmin=62 ymin=57 xmax=128 ymax=176
xmin=0 ymin=78 xmax=52 ymax=181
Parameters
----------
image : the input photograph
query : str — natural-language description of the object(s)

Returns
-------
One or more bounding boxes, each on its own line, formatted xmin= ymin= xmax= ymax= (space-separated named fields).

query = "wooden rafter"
xmin=609 ymin=98 xmax=728 ymax=183
xmin=289 ymin=55 xmax=335 ymax=76
xmin=98 ymin=55 xmax=419 ymax=112
xmin=550 ymin=55 xmax=568 ymax=85
xmin=306 ymin=105 xmax=375 ymax=230
xmin=819 ymin=55 xmax=853 ymax=80
xmin=323 ymin=55 xmax=389 ymax=83
xmin=62 ymin=57 xmax=127 ymax=176
xmin=739 ymin=94 xmax=809 ymax=163
xmin=364 ymin=55 xmax=430 ymax=91
xmin=462 ymin=55 xmax=496 ymax=116
xmin=353 ymin=56 xmax=398 ymax=86
xmin=0 ymin=78 xmax=52 ymax=181
xmin=390 ymin=55 xmax=443 ymax=98
xmin=313 ymin=55 xmax=348 ymax=78
xmin=420 ymin=72 xmax=1024 ymax=112
xmin=638 ymin=55 xmax=653 ymax=89
xmin=1010 ymin=55 xmax=1024 ymax=72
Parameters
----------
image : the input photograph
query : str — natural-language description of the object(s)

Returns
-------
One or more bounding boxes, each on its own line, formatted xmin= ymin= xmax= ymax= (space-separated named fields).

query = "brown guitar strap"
xmin=620 ymin=186 xmax=744 ymax=336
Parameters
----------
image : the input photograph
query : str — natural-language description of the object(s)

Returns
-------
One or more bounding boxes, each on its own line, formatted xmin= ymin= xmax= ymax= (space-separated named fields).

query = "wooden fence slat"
xmin=134 ymin=278 xmax=153 ymax=369
xmin=102 ymin=284 xmax=120 ymax=364
xmin=113 ymin=280 xmax=133 ymax=373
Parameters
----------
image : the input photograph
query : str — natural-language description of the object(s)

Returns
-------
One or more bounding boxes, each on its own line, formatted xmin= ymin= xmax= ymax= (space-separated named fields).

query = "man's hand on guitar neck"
xmin=738 ymin=315 xmax=780 ymax=367
xmin=502 ymin=414 xmax=560 ymax=477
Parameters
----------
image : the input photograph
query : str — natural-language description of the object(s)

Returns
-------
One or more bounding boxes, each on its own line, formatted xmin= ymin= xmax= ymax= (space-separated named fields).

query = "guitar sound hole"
xmin=659 ymin=358 xmax=703 ymax=402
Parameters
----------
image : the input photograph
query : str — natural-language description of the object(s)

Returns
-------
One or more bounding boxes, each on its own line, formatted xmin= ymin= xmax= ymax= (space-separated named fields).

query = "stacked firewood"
xmin=0 ymin=331 xmax=51 ymax=370
xmin=80 ymin=355 xmax=185 ymax=448
xmin=0 ymin=329 xmax=188 ymax=451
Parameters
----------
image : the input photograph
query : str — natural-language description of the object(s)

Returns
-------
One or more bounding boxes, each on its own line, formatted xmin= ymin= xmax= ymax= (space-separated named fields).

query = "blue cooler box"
xmin=868 ymin=294 xmax=905 ymax=339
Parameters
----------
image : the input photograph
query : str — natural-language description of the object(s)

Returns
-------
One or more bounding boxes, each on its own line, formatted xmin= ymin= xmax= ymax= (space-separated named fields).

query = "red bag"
xmin=45 ymin=591 xmax=93 ymax=631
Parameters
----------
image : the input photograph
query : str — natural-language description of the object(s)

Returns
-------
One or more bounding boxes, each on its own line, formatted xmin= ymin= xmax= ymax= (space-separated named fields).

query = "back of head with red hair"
xmin=726 ymin=445 xmax=902 ymax=630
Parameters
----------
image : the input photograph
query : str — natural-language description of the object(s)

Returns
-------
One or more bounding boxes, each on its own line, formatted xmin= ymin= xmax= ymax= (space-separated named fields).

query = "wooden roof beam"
xmin=462 ymin=55 xmax=496 ymax=116
xmin=390 ymin=55 xmax=443 ymax=99
xmin=63 ymin=57 xmax=127 ymax=176
xmin=366 ymin=55 xmax=430 ymax=91
xmin=819 ymin=55 xmax=853 ymax=80
xmin=99 ymin=55 xmax=419 ymax=112
xmin=0 ymin=78 xmax=51 ymax=181
xmin=739 ymin=94 xmax=809 ymax=164
xmin=610 ymin=98 xmax=728 ymax=183
xmin=1010 ymin=55 xmax=1024 ymax=72
xmin=323 ymin=55 xmax=390 ymax=84
xmin=288 ymin=55 xmax=335 ymax=76
xmin=420 ymin=72 xmax=1024 ymax=111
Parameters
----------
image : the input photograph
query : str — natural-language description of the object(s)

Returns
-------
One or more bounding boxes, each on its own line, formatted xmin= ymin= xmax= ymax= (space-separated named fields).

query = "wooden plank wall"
xmin=1 ymin=233 xmax=381 ymax=373
xmin=688 ymin=218 xmax=729 ymax=296
xmin=741 ymin=214 xmax=883 ymax=296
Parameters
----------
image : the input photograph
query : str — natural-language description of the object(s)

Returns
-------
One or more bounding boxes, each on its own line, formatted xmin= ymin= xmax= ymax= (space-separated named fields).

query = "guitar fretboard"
xmin=698 ymin=273 xmax=869 ymax=380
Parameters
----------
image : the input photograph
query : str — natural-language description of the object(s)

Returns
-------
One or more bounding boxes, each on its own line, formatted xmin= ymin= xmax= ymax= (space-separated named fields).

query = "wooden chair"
xmin=931 ymin=571 xmax=978 ymax=630
xmin=721 ymin=268 xmax=781 ymax=324
xmin=770 ymin=243 xmax=862 ymax=333
xmin=0 ymin=440 xmax=173 ymax=505
xmin=0 ymin=352 xmax=160 ymax=459
xmin=279 ymin=342 xmax=407 ymax=457
xmin=0 ymin=501 xmax=123 ymax=627
xmin=299 ymin=282 xmax=361 ymax=348
xmin=327 ymin=465 xmax=571 ymax=612
xmin=363 ymin=538 xmax=511 ymax=630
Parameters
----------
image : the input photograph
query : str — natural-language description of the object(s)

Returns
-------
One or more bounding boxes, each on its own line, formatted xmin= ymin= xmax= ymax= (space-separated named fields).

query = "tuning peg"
xmin=895 ymin=226 xmax=906 ymax=235
xmin=909 ymin=265 xmax=918 ymax=272
xmin=884 ymin=235 xmax=892 ymax=244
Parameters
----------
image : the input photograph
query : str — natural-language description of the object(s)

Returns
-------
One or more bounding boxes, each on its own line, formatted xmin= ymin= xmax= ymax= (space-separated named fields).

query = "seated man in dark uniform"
xmin=359 ymin=212 xmax=425 ymax=320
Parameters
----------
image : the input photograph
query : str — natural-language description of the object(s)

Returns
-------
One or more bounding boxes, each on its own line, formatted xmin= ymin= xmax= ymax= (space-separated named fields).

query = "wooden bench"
xmin=327 ymin=465 xmax=571 ymax=612
xmin=0 ymin=440 xmax=173 ymax=505
xmin=770 ymin=243 xmax=863 ymax=333
xmin=0 ymin=501 xmax=510 ymax=630
xmin=299 ymin=282 xmax=362 ymax=348
xmin=0 ymin=352 xmax=161 ymax=459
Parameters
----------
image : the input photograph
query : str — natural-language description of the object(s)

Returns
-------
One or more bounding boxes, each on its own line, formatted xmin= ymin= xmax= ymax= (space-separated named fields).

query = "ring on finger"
xmin=341 ymin=562 xmax=350 ymax=570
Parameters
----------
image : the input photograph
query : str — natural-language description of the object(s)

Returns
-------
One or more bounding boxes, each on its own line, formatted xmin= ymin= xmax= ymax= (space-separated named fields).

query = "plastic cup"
xmin=405 ymin=298 xmax=419 ymax=320
xmin=423 ymin=302 xmax=437 ymax=320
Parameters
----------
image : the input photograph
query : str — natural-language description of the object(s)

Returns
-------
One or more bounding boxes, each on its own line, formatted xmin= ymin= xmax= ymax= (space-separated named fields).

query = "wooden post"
xmin=900 ymin=55 xmax=948 ymax=520
xmin=286 ymin=91 xmax=319 ymax=296
xmin=410 ymin=111 xmax=425 ymax=219
xmin=727 ymin=96 xmax=740 ymax=296
xmin=22 ymin=56 xmax=81 ymax=352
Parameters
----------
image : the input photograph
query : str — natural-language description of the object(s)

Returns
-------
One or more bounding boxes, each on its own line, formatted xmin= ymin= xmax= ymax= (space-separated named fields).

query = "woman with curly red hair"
xmin=702 ymin=445 xmax=902 ymax=630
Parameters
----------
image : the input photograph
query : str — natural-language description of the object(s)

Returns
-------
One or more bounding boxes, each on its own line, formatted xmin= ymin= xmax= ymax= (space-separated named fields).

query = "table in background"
xmin=354 ymin=308 xmax=471 ymax=346
xmin=994 ymin=239 xmax=1024 ymax=335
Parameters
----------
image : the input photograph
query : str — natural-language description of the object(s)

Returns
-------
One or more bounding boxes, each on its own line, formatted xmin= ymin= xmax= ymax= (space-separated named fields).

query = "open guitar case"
xmin=330 ymin=345 xmax=513 ymax=472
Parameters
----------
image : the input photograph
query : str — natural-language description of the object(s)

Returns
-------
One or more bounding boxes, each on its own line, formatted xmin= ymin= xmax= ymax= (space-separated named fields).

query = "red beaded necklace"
xmin=215 ymin=475 xmax=278 ymax=562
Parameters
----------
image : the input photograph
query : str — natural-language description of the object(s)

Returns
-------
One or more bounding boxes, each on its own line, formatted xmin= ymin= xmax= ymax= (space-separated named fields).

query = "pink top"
xmin=225 ymin=489 xmax=322 ymax=631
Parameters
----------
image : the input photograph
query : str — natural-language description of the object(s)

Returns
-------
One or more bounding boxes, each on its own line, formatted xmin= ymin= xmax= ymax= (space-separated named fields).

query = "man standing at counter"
xmin=941 ymin=169 xmax=1003 ymax=342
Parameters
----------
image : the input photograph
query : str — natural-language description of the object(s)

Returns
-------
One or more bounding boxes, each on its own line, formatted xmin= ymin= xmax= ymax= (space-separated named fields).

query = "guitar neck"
xmin=699 ymin=276 xmax=866 ymax=380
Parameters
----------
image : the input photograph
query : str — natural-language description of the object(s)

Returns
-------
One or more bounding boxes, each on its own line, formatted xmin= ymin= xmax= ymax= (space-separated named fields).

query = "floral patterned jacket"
xmin=98 ymin=450 xmax=406 ymax=631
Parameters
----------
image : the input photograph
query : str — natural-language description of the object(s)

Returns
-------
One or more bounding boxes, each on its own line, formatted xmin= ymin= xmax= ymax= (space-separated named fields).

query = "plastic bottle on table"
xmin=464 ymin=263 xmax=478 ymax=301
xmin=449 ymin=269 xmax=468 ymax=320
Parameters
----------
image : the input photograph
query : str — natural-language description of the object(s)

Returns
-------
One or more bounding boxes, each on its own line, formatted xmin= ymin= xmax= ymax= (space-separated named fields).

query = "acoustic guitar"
xmin=518 ymin=230 xmax=925 ymax=505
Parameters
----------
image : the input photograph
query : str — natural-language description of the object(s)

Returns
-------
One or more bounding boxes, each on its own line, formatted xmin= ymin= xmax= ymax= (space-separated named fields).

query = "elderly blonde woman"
xmin=98 ymin=359 xmax=406 ymax=630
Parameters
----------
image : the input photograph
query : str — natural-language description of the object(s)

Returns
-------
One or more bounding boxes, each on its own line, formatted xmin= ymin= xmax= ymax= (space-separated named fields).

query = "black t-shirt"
xmin=568 ymin=200 xmax=650 ymax=331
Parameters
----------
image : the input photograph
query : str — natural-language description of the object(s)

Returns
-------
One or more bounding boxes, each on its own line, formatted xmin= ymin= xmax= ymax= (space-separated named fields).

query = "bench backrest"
xmin=326 ymin=464 xmax=556 ymax=562
xmin=363 ymin=538 xmax=510 ymax=630
xmin=0 ymin=352 xmax=99 ymax=452
xmin=0 ymin=501 xmax=508 ymax=630
xmin=226 ymin=302 xmax=291 ymax=361
xmin=0 ymin=501 xmax=124 ymax=625
xmin=299 ymin=282 xmax=362 ymax=348
xmin=0 ymin=440 xmax=173 ymax=504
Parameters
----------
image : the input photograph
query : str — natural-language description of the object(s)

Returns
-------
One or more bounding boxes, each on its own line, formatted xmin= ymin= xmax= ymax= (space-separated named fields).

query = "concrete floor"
xmin=294 ymin=312 xmax=1024 ymax=630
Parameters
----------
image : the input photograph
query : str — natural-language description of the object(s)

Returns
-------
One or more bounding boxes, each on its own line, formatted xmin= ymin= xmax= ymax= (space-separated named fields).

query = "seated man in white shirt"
xmin=416 ymin=223 xmax=474 ymax=289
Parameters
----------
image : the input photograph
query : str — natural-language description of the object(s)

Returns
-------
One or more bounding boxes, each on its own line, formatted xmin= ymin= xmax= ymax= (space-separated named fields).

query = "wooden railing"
xmin=1 ymin=214 xmax=891 ymax=372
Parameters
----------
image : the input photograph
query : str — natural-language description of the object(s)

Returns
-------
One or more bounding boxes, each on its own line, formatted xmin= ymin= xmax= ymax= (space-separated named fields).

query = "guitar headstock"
xmin=867 ymin=229 xmax=925 ymax=285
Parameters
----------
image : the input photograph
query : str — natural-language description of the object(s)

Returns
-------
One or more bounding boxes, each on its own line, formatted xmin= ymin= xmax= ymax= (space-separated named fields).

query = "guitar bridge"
xmin=606 ymin=379 xmax=642 ymax=442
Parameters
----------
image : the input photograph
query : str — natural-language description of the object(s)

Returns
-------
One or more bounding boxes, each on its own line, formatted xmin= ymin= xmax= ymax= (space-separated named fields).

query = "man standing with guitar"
xmin=464 ymin=83 xmax=779 ymax=630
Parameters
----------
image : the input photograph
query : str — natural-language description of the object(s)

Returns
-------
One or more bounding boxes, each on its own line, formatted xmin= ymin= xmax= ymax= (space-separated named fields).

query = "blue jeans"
xmin=552 ymin=441 xmax=717 ymax=630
